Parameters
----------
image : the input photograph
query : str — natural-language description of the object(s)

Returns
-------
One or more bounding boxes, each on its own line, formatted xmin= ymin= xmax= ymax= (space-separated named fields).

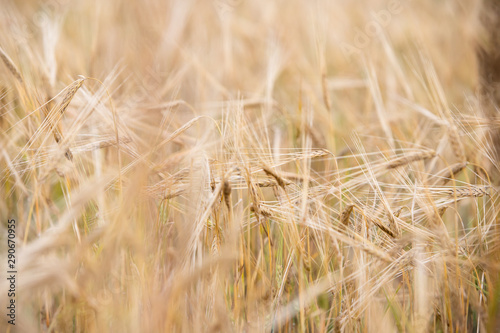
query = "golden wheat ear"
xmin=44 ymin=77 xmax=86 ymax=161
xmin=0 ymin=45 xmax=23 ymax=84
xmin=386 ymin=150 xmax=436 ymax=169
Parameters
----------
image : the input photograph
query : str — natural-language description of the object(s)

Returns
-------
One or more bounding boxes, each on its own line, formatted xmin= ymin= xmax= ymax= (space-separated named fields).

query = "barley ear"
xmin=262 ymin=165 xmax=290 ymax=189
xmin=59 ymin=77 xmax=86 ymax=115
xmin=340 ymin=204 xmax=354 ymax=227
xmin=0 ymin=46 xmax=23 ymax=84
xmin=387 ymin=150 xmax=436 ymax=169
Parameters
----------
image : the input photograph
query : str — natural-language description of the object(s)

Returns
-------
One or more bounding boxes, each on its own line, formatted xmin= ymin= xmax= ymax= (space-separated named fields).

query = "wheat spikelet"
xmin=448 ymin=125 xmax=466 ymax=162
xmin=437 ymin=206 xmax=448 ymax=217
xmin=0 ymin=46 xmax=23 ymax=84
xmin=309 ymin=149 xmax=331 ymax=158
xmin=262 ymin=165 xmax=289 ymax=189
xmin=245 ymin=169 xmax=270 ymax=222
xmin=260 ymin=206 xmax=272 ymax=218
xmin=370 ymin=218 xmax=396 ymax=238
xmin=159 ymin=116 xmax=205 ymax=147
xmin=211 ymin=234 xmax=221 ymax=255
xmin=36 ymin=78 xmax=86 ymax=162
xmin=447 ymin=186 xmax=490 ymax=198
xmin=386 ymin=150 xmax=436 ymax=169
xmin=255 ymin=179 xmax=288 ymax=187
xmin=340 ymin=204 xmax=354 ymax=227
xmin=43 ymin=96 xmax=74 ymax=161
xmin=58 ymin=77 xmax=86 ymax=115
xmin=249 ymin=203 xmax=272 ymax=217
xmin=393 ymin=206 xmax=407 ymax=218
xmin=434 ymin=162 xmax=467 ymax=185
xmin=333 ymin=316 xmax=342 ymax=333
xmin=290 ymin=149 xmax=330 ymax=162
xmin=223 ymin=179 xmax=232 ymax=209
xmin=386 ymin=212 xmax=399 ymax=237
xmin=63 ymin=148 xmax=73 ymax=161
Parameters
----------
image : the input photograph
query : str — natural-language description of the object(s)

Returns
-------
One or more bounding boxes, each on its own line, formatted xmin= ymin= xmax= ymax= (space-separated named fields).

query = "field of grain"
xmin=1 ymin=0 xmax=499 ymax=332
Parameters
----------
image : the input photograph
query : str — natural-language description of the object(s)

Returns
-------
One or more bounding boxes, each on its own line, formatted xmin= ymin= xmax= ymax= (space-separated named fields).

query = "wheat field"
xmin=1 ymin=0 xmax=500 ymax=332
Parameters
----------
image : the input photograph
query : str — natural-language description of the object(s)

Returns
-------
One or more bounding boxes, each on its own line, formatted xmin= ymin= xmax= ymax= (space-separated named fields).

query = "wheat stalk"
xmin=322 ymin=73 xmax=331 ymax=110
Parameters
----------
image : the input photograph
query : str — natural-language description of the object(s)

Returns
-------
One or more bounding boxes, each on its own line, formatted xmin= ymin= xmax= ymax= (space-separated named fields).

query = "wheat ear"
xmin=448 ymin=125 xmax=466 ymax=162
xmin=434 ymin=162 xmax=468 ymax=185
xmin=58 ymin=77 xmax=86 ymax=115
xmin=262 ymin=165 xmax=290 ymax=189
xmin=0 ymin=46 xmax=23 ymax=84
xmin=340 ymin=204 xmax=354 ymax=227
xmin=447 ymin=186 xmax=490 ymax=198
xmin=386 ymin=150 xmax=436 ymax=169
xmin=223 ymin=179 xmax=232 ymax=210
